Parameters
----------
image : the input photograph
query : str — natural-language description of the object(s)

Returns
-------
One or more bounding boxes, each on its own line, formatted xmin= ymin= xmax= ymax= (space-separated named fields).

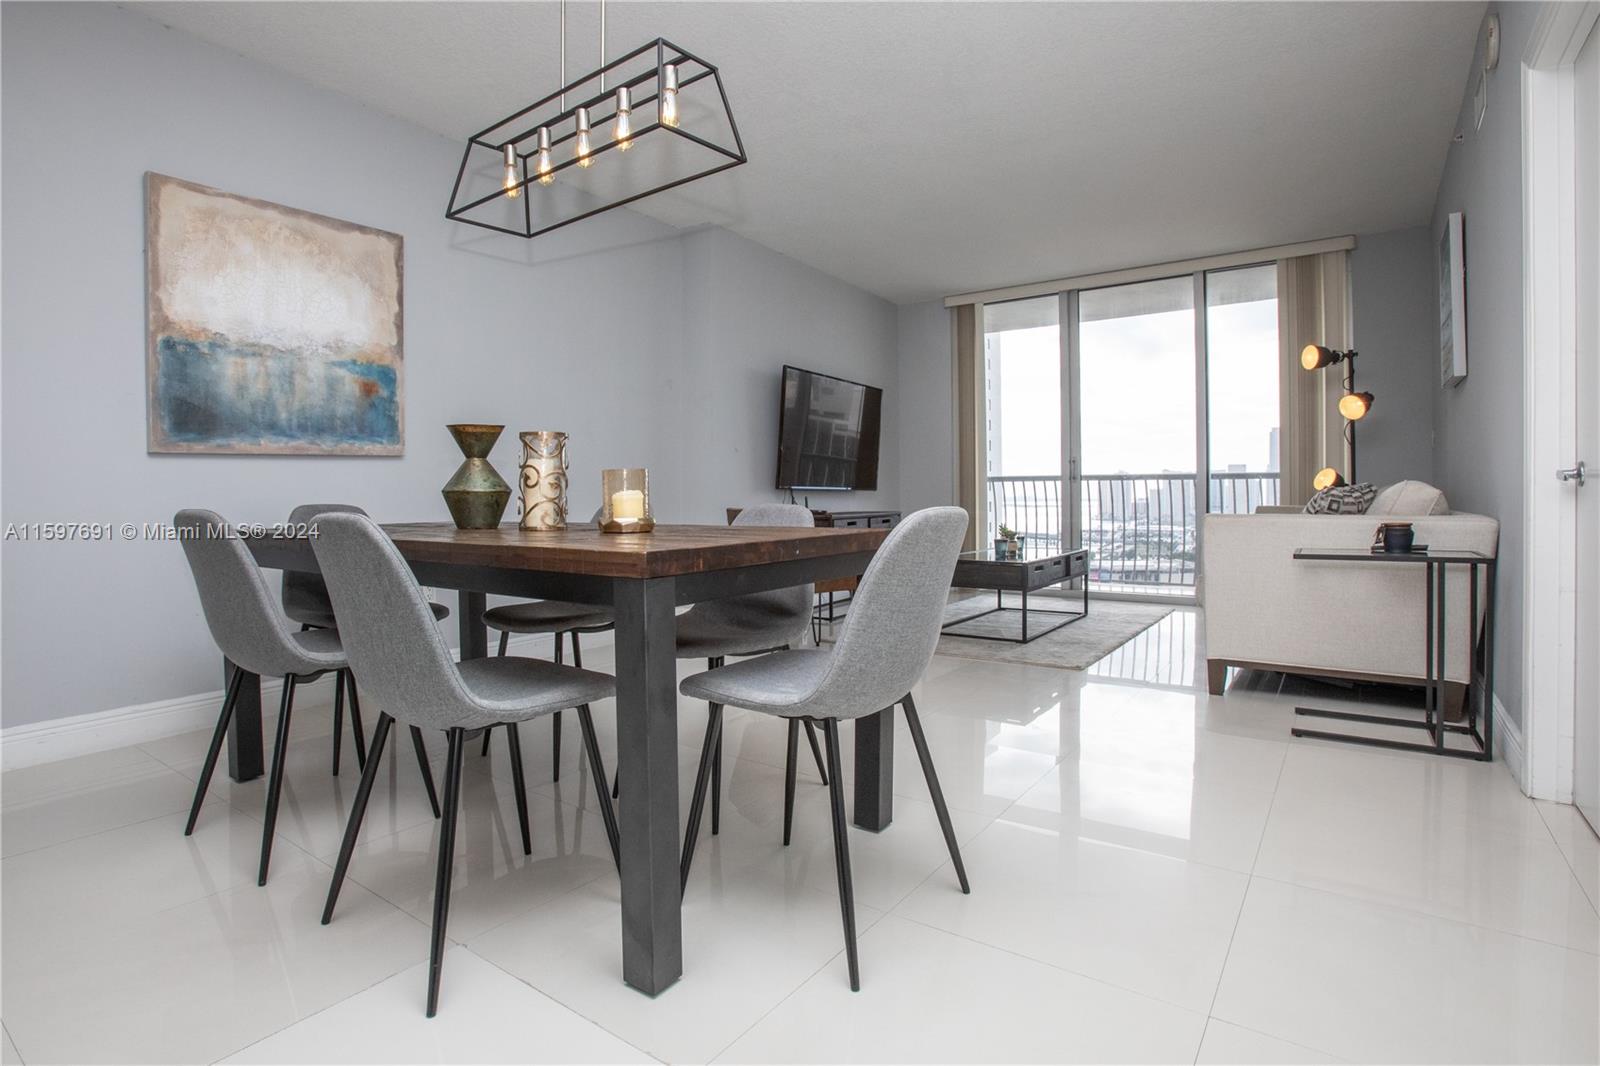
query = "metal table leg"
xmin=853 ymin=707 xmax=895 ymax=832
xmin=225 ymin=657 xmax=263 ymax=782
xmin=1434 ymin=559 xmax=1447 ymax=751
xmin=612 ymin=576 xmax=683 ymax=996
xmin=458 ymin=590 xmax=487 ymax=661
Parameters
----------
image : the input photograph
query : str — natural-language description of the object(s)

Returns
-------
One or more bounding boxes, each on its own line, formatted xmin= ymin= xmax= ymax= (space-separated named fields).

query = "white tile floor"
xmin=2 ymin=608 xmax=1596 ymax=1064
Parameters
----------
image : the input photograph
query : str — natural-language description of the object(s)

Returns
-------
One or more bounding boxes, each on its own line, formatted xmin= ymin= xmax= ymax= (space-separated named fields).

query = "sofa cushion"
xmin=1303 ymin=482 xmax=1377 ymax=514
xmin=1369 ymin=480 xmax=1450 ymax=515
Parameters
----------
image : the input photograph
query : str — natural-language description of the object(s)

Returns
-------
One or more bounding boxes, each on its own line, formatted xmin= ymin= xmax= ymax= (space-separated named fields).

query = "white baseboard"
xmin=1494 ymin=693 xmax=1527 ymax=793
xmin=0 ymin=631 xmax=611 ymax=772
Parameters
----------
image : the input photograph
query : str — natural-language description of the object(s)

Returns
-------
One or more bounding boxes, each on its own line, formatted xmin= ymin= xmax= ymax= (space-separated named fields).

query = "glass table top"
xmin=962 ymin=543 xmax=1082 ymax=563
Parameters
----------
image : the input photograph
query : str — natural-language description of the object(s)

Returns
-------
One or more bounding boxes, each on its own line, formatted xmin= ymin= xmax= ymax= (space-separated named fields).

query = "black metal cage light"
xmin=446 ymin=37 xmax=746 ymax=239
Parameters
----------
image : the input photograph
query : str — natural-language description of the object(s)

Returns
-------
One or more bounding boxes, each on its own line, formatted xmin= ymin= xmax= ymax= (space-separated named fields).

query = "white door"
xmin=1573 ymin=19 xmax=1599 ymax=833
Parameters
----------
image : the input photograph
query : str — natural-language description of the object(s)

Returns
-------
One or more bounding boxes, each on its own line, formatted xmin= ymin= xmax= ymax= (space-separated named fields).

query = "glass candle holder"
xmin=600 ymin=468 xmax=654 ymax=533
xmin=517 ymin=430 xmax=568 ymax=531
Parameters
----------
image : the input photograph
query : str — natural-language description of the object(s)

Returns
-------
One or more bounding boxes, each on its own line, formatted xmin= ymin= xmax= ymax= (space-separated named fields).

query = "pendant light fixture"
xmin=446 ymin=0 xmax=746 ymax=239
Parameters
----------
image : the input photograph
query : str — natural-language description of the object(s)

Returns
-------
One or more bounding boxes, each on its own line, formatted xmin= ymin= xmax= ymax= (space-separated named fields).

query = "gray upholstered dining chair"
xmin=173 ymin=509 xmax=439 ymax=887
xmin=678 ymin=506 xmax=972 ymax=991
xmin=282 ymin=503 xmax=450 ymax=781
xmin=480 ymin=508 xmax=613 ymax=778
xmin=676 ymin=503 xmax=831 ymax=885
xmin=310 ymin=512 xmax=621 ymax=1018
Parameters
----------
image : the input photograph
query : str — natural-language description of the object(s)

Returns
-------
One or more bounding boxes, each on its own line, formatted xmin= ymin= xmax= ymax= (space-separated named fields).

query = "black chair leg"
xmin=821 ymin=718 xmax=860 ymax=990
xmin=332 ymin=667 xmax=346 ymax=777
xmin=185 ymin=665 xmax=244 ymax=835
xmin=679 ymin=702 xmax=723 ymax=891
xmin=346 ymin=672 xmax=368 ymax=771
xmin=551 ymin=634 xmax=564 ymax=782
xmin=611 ymin=767 xmax=620 ymax=799
xmin=410 ymin=726 xmax=441 ymax=819
xmin=802 ymin=720 xmax=829 ymax=785
xmin=783 ymin=718 xmax=799 ymax=846
xmin=257 ymin=675 xmax=298 ymax=886
xmin=427 ymin=728 xmax=466 ymax=1018
xmin=497 ymin=630 xmax=509 ymax=656
xmin=322 ymin=713 xmax=394 ymax=923
xmin=505 ymin=723 xmax=532 ymax=855
xmin=902 ymin=693 xmax=970 ymax=894
xmin=574 ymin=704 xmax=621 ymax=870
xmin=571 ymin=630 xmax=583 ymax=667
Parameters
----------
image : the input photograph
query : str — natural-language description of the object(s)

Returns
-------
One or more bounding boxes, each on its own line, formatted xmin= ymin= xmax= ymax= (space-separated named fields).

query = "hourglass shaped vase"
xmin=441 ymin=424 xmax=511 ymax=529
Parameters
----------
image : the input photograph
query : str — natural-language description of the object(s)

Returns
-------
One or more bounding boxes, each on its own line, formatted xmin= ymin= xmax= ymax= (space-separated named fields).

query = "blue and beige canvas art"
xmin=146 ymin=173 xmax=404 ymax=455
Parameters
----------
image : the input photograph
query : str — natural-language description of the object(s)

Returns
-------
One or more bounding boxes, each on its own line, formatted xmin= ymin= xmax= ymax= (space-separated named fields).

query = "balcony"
xmin=986 ymin=472 xmax=1281 ymax=593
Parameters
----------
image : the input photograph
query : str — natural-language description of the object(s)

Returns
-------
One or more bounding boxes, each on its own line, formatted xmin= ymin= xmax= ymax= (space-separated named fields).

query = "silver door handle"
xmin=1556 ymin=461 xmax=1586 ymax=485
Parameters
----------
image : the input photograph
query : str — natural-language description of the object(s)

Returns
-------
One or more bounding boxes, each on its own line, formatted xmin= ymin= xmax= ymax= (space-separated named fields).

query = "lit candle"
xmin=611 ymin=489 xmax=646 ymax=520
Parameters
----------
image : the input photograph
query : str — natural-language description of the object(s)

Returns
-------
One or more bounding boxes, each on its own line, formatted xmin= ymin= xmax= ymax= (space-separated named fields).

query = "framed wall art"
xmin=146 ymin=173 xmax=404 ymax=454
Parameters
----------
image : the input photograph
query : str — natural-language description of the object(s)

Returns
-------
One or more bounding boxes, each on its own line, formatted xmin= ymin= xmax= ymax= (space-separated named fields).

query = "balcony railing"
xmin=986 ymin=472 xmax=1280 ymax=591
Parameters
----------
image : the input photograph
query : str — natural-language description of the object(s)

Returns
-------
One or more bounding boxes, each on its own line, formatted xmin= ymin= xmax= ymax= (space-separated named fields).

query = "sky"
xmin=986 ymin=298 xmax=1279 ymax=477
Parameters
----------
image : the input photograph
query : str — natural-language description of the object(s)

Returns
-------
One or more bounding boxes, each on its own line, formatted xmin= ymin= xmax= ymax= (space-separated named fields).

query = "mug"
xmin=1375 ymin=522 xmax=1415 ymax=553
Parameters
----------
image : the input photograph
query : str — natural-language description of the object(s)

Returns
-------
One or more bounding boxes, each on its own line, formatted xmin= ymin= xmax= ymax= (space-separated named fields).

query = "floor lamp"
xmin=1301 ymin=344 xmax=1374 ymax=490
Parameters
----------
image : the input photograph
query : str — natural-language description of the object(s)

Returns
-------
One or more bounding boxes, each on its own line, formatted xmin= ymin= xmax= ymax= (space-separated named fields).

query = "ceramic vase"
xmin=518 ymin=430 xmax=569 ymax=531
xmin=441 ymin=424 xmax=511 ymax=529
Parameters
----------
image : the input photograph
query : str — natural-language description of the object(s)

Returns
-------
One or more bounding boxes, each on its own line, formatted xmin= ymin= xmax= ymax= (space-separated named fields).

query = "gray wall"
xmin=675 ymin=227 xmax=899 ymax=517
xmin=1427 ymin=3 xmax=1534 ymax=730
xmin=0 ymin=3 xmax=896 ymax=729
xmin=896 ymin=300 xmax=956 ymax=511
xmin=1350 ymin=227 xmax=1439 ymax=487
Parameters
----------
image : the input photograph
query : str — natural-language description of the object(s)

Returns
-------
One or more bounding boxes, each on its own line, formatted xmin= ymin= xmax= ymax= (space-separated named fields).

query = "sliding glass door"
xmin=1073 ymin=276 xmax=1199 ymax=590
xmin=983 ymin=265 xmax=1279 ymax=598
xmin=982 ymin=295 xmax=1062 ymax=547
xmin=1205 ymin=264 xmax=1281 ymax=515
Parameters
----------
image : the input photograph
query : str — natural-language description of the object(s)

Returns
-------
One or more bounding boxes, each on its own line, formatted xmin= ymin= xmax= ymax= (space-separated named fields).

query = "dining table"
xmin=239 ymin=520 xmax=891 ymax=996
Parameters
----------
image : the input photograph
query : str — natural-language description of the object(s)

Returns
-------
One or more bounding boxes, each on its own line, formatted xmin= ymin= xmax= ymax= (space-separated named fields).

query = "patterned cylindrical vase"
xmin=518 ymin=430 xmax=569 ymax=531
xmin=441 ymin=424 xmax=512 ymax=530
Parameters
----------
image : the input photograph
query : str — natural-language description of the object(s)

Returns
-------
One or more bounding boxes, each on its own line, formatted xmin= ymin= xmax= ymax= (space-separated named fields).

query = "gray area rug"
xmin=823 ymin=594 xmax=1174 ymax=670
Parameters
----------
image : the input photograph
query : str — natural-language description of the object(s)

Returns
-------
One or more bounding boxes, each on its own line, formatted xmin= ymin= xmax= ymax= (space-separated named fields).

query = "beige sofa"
xmin=1201 ymin=481 xmax=1498 ymax=704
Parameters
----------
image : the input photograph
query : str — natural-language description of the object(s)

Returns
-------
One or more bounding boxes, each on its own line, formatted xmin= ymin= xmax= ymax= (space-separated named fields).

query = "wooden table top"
xmin=375 ymin=522 xmax=889 ymax=579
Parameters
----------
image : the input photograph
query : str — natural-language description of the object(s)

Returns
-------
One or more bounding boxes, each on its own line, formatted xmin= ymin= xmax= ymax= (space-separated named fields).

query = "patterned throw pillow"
xmin=1303 ymin=482 xmax=1378 ymax=514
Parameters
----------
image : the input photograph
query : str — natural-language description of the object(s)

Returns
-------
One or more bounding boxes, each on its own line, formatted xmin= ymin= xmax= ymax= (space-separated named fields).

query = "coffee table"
xmin=942 ymin=545 xmax=1090 ymax=643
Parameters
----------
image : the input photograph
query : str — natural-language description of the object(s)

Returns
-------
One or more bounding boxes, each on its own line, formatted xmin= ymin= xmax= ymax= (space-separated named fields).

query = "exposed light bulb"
xmin=614 ymin=86 xmax=633 ymax=151
xmin=503 ymin=144 xmax=521 ymax=198
xmin=660 ymin=63 xmax=680 ymax=128
xmin=1313 ymin=467 xmax=1346 ymax=491
xmin=535 ymin=127 xmax=555 ymax=185
xmin=1338 ymin=391 xmax=1375 ymax=421
xmin=575 ymin=106 xmax=593 ymax=167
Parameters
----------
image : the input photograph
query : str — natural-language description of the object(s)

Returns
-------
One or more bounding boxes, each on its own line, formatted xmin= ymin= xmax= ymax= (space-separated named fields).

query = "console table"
xmin=1290 ymin=547 xmax=1496 ymax=760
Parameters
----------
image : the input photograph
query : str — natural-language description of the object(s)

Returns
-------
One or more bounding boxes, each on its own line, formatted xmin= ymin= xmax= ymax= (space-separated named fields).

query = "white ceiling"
xmin=130 ymin=1 xmax=1485 ymax=304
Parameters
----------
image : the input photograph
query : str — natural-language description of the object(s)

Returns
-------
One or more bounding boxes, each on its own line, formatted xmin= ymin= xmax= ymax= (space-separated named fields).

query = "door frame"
xmin=1522 ymin=1 xmax=1600 ymax=802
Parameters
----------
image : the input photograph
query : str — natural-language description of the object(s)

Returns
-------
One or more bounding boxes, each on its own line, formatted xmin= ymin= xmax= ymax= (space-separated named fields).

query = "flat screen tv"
xmin=775 ymin=365 xmax=882 ymax=491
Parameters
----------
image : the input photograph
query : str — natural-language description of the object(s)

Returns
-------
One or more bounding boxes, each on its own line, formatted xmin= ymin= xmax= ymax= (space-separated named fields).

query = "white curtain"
xmin=1276 ymin=250 xmax=1352 ymax=504
xmin=951 ymin=303 xmax=983 ymax=551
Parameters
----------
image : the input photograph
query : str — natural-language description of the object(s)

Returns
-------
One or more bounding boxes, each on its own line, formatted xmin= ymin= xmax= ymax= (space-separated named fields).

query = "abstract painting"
xmin=146 ymin=173 xmax=403 ymax=454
